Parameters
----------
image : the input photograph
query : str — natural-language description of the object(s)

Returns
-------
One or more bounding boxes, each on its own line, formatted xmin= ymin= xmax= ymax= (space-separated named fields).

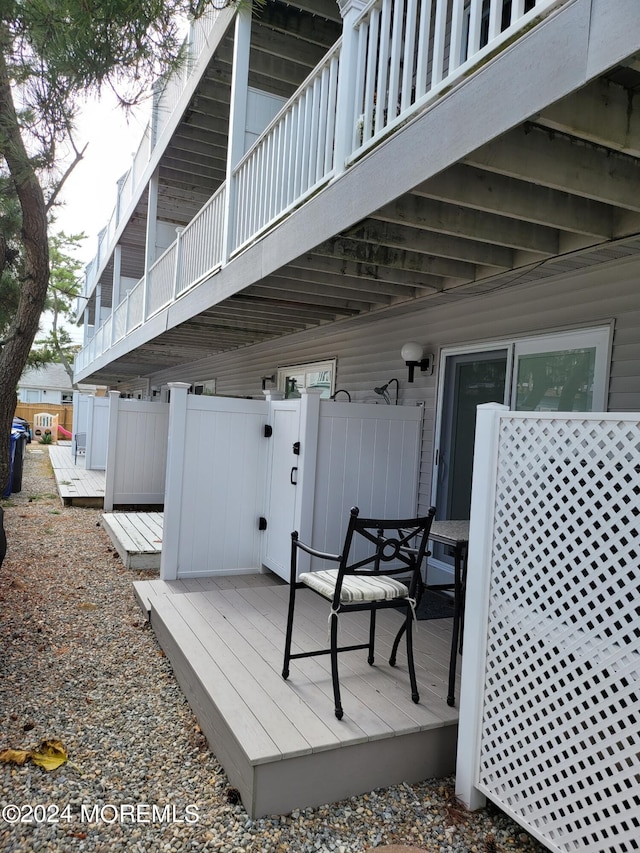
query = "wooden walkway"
xmin=102 ymin=512 xmax=163 ymax=570
xmin=48 ymin=443 xmax=105 ymax=506
xmin=133 ymin=575 xmax=460 ymax=818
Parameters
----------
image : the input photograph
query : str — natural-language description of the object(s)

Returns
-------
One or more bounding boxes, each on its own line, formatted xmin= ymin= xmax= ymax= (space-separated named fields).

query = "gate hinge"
xmin=293 ymin=441 xmax=301 ymax=455
xmin=258 ymin=516 xmax=268 ymax=531
xmin=264 ymin=424 xmax=273 ymax=438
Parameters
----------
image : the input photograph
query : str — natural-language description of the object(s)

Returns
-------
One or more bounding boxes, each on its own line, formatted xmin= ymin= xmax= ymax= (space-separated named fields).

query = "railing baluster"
xmin=375 ymin=0 xmax=392 ymax=135
xmin=431 ymin=0 xmax=448 ymax=86
xmin=387 ymin=0 xmax=405 ymax=124
xmin=415 ymin=0 xmax=433 ymax=99
xmin=401 ymin=0 xmax=418 ymax=113
xmin=449 ymin=0 xmax=467 ymax=75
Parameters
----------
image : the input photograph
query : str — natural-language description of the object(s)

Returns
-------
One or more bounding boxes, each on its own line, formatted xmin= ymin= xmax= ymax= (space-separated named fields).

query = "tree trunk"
xmin=0 ymin=50 xmax=51 ymax=492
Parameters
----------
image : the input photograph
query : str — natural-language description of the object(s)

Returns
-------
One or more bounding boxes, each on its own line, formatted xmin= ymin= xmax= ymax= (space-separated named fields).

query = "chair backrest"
xmin=332 ymin=506 xmax=436 ymax=607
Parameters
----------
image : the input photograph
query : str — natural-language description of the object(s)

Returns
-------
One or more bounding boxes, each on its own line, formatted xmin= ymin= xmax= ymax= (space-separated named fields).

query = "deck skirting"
xmin=145 ymin=578 xmax=459 ymax=817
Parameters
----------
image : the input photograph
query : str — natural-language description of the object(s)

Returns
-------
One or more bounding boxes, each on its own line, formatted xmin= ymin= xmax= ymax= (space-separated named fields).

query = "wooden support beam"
xmin=374 ymin=194 xmax=559 ymax=255
xmin=535 ymin=79 xmax=640 ymax=158
xmin=414 ymin=163 xmax=614 ymax=239
xmin=345 ymin=221 xmax=515 ymax=269
xmin=466 ymin=125 xmax=640 ymax=213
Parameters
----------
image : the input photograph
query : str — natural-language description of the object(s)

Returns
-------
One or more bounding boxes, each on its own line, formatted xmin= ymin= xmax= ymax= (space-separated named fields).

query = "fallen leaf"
xmin=78 ymin=602 xmax=98 ymax=611
xmin=30 ymin=740 xmax=68 ymax=771
xmin=0 ymin=748 xmax=30 ymax=765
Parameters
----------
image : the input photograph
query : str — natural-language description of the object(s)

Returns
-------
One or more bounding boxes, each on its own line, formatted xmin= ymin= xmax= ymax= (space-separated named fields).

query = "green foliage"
xmin=39 ymin=432 xmax=53 ymax=445
xmin=28 ymin=231 xmax=84 ymax=379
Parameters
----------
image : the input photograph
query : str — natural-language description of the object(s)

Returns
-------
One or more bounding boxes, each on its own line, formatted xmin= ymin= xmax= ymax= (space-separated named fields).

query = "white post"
xmin=95 ymin=282 xmax=102 ymax=330
xmin=222 ymin=6 xmax=252 ymax=261
xmin=333 ymin=0 xmax=367 ymax=172
xmin=103 ymin=391 xmax=122 ymax=512
xmin=160 ymin=382 xmax=191 ymax=581
xmin=85 ymin=395 xmax=96 ymax=470
xmin=112 ymin=244 xmax=122 ymax=342
xmin=172 ymin=227 xmax=184 ymax=300
xmin=455 ymin=402 xmax=508 ymax=810
xmin=143 ymin=168 xmax=160 ymax=320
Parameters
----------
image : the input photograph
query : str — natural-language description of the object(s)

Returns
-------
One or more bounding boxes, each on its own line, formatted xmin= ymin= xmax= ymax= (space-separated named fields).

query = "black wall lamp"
xmin=401 ymin=342 xmax=434 ymax=382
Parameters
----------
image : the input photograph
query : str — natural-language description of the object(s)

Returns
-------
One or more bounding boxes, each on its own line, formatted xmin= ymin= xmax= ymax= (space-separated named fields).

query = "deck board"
xmin=49 ymin=444 xmax=105 ymax=505
xmin=144 ymin=577 xmax=460 ymax=816
xmin=101 ymin=512 xmax=164 ymax=569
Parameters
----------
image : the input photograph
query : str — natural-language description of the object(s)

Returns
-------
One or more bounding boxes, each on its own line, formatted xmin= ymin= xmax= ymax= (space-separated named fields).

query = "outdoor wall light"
xmin=401 ymin=342 xmax=434 ymax=382
xmin=261 ymin=374 xmax=276 ymax=391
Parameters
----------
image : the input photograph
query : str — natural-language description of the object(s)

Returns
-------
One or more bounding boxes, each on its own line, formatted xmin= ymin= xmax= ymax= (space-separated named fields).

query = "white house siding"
xmin=146 ymin=256 xmax=640 ymax=515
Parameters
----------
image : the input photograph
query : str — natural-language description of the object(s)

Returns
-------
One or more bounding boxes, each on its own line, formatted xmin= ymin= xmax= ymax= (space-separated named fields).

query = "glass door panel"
xmin=515 ymin=348 xmax=596 ymax=411
xmin=437 ymin=350 xmax=508 ymax=522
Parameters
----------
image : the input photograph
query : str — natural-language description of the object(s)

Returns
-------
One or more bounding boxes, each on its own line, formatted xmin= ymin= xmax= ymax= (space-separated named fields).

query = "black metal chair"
xmin=282 ymin=505 xmax=436 ymax=719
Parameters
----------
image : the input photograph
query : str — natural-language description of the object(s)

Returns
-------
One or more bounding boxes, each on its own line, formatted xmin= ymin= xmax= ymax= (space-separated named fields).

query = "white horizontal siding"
xmin=146 ymin=256 xmax=640 ymax=515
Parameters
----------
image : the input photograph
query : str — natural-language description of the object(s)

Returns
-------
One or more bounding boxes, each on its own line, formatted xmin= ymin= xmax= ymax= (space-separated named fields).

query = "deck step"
xmin=148 ymin=584 xmax=458 ymax=817
xmin=102 ymin=512 xmax=163 ymax=570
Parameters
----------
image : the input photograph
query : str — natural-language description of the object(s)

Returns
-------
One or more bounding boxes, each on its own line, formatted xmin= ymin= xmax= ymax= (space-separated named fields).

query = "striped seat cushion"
xmin=299 ymin=569 xmax=409 ymax=603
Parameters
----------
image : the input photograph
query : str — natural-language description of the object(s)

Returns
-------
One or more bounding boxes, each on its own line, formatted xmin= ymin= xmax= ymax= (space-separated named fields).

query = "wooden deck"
xmin=102 ymin=512 xmax=163 ymax=569
xmin=133 ymin=574 xmax=460 ymax=818
xmin=48 ymin=443 xmax=105 ymax=506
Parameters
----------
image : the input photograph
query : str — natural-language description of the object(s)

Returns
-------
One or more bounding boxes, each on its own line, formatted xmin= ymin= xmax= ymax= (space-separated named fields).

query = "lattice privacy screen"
xmin=477 ymin=416 xmax=639 ymax=853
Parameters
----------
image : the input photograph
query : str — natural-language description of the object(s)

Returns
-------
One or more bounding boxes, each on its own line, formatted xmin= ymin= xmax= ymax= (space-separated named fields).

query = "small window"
xmin=61 ymin=393 xmax=73 ymax=405
xmin=190 ymin=380 xmax=216 ymax=396
xmin=277 ymin=360 xmax=336 ymax=399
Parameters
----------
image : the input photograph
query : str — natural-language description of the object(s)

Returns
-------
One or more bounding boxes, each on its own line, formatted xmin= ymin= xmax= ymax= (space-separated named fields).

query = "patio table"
xmin=427 ymin=520 xmax=469 ymax=707
xmin=390 ymin=519 xmax=469 ymax=707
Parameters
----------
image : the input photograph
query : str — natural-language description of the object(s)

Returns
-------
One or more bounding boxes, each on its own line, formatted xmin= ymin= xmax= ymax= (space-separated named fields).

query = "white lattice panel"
xmin=477 ymin=415 xmax=640 ymax=853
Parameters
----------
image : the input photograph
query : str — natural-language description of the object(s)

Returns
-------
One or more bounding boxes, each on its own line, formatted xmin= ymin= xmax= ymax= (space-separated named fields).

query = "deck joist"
xmin=135 ymin=576 xmax=460 ymax=818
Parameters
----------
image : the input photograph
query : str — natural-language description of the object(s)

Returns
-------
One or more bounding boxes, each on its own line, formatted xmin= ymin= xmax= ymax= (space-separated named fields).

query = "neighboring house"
xmin=73 ymin=0 xmax=640 ymax=586
xmin=18 ymin=363 xmax=102 ymax=405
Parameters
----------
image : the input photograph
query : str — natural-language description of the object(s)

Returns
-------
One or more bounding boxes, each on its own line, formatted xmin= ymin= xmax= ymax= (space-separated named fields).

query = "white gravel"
xmin=0 ymin=445 xmax=549 ymax=853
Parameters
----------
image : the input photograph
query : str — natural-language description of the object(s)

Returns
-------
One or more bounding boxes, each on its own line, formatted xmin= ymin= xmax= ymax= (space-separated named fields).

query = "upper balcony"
xmin=75 ymin=0 xmax=640 ymax=384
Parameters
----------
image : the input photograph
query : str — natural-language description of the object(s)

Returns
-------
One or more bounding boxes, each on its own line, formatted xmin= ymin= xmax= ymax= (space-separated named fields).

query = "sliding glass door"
xmin=431 ymin=326 xmax=610 ymax=576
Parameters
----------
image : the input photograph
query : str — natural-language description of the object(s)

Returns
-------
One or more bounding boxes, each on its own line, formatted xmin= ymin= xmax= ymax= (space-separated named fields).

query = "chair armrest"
xmin=293 ymin=538 xmax=341 ymax=562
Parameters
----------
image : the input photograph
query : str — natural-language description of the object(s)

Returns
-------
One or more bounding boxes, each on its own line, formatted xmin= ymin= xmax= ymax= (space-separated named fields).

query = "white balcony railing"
xmin=76 ymin=0 xmax=564 ymax=377
xmin=176 ymin=184 xmax=227 ymax=296
xmin=233 ymin=43 xmax=341 ymax=251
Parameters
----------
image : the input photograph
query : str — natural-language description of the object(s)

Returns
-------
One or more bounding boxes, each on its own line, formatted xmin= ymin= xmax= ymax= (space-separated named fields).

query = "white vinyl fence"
xmin=161 ymin=385 xmax=423 ymax=581
xmin=104 ymin=392 xmax=170 ymax=511
xmin=84 ymin=395 xmax=110 ymax=471
xmin=456 ymin=404 xmax=640 ymax=853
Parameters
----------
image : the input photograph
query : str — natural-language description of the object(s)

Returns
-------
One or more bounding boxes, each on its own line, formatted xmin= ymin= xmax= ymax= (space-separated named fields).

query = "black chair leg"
xmin=282 ymin=583 xmax=297 ymax=680
xmin=405 ymin=608 xmax=419 ymax=704
xmin=368 ymin=609 xmax=376 ymax=665
xmin=389 ymin=619 xmax=404 ymax=667
xmin=330 ymin=612 xmax=343 ymax=720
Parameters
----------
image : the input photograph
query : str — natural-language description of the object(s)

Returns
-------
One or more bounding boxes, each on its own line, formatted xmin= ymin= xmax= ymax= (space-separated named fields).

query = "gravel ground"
xmin=0 ymin=445 xmax=549 ymax=853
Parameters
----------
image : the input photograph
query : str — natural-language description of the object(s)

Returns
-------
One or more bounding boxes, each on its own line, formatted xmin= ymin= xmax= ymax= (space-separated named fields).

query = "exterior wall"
xmin=144 ymin=256 xmax=640 ymax=514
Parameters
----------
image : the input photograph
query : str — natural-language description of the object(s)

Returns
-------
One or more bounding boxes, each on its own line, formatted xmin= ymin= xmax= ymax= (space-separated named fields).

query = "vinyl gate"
xmin=456 ymin=404 xmax=640 ymax=853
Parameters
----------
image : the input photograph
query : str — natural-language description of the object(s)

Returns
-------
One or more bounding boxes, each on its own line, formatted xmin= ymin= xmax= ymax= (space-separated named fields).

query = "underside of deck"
xmin=134 ymin=575 xmax=460 ymax=818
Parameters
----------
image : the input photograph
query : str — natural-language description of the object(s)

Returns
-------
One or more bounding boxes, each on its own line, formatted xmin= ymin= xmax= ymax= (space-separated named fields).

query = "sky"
xmin=44 ymin=95 xmax=149 ymax=343
xmin=54 ymin=93 xmax=150 ymax=264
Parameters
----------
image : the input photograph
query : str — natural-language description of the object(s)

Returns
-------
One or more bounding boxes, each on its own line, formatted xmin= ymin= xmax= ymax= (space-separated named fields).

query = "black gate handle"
xmin=290 ymin=466 xmax=298 ymax=485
